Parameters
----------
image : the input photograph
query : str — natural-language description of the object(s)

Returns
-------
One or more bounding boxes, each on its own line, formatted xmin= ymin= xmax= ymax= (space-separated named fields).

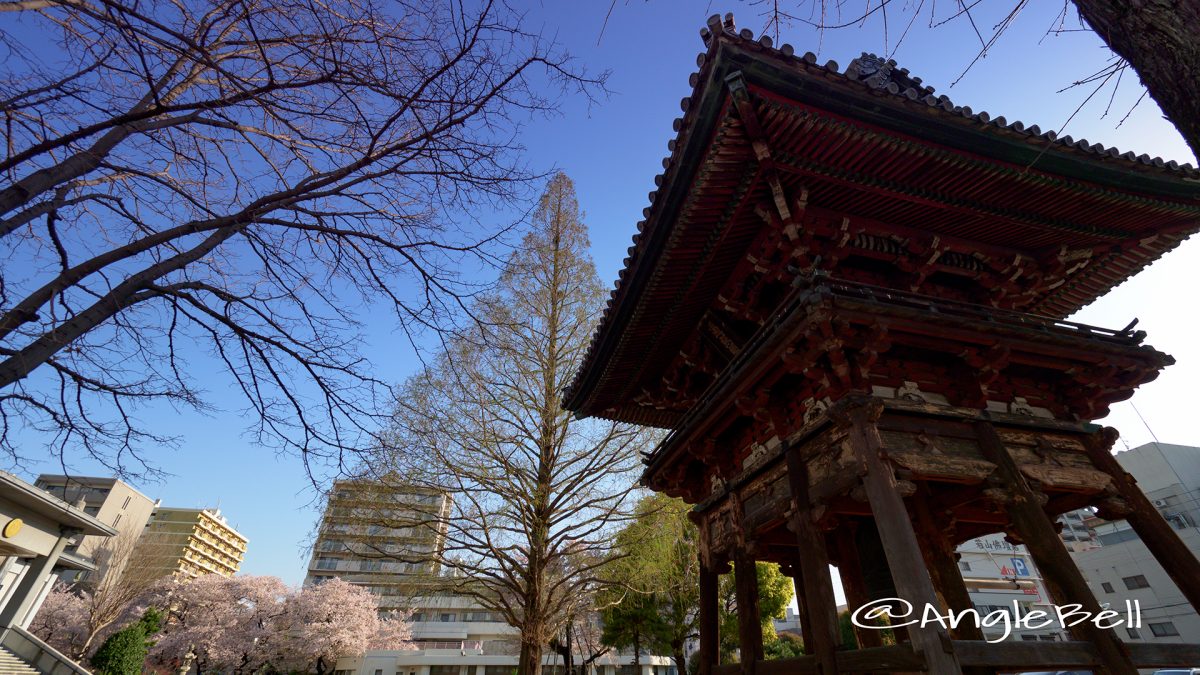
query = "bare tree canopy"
xmin=0 ymin=0 xmax=601 ymax=476
xmin=382 ymin=173 xmax=651 ymax=675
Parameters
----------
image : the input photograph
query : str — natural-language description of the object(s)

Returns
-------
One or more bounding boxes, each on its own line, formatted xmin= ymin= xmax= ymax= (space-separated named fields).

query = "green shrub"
xmin=91 ymin=608 xmax=162 ymax=675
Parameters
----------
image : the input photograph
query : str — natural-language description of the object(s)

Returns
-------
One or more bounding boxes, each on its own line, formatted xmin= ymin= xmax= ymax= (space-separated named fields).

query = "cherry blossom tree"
xmin=28 ymin=583 xmax=90 ymax=659
xmin=148 ymin=575 xmax=288 ymax=674
xmin=141 ymin=575 xmax=410 ymax=674
xmin=280 ymin=578 xmax=412 ymax=675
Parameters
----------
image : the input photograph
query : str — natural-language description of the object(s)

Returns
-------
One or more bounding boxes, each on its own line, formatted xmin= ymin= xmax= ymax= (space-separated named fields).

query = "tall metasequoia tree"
xmin=0 ymin=0 xmax=600 ymax=476
xmin=382 ymin=173 xmax=648 ymax=675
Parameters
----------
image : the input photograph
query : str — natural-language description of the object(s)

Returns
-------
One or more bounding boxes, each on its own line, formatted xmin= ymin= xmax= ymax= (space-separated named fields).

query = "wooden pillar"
xmin=782 ymin=561 xmax=815 ymax=654
xmin=839 ymin=399 xmax=964 ymax=675
xmin=785 ymin=446 xmax=841 ymax=675
xmin=831 ymin=523 xmax=883 ymax=649
xmin=1085 ymin=427 xmax=1200 ymax=614
xmin=911 ymin=489 xmax=985 ymax=642
xmin=974 ymin=420 xmax=1137 ymax=675
xmin=696 ymin=513 xmax=722 ymax=675
xmin=734 ymin=552 xmax=764 ymax=675
xmin=698 ymin=560 xmax=721 ymax=675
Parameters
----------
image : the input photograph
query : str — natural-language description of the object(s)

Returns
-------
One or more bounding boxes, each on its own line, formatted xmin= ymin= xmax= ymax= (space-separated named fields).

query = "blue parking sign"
xmin=1011 ymin=558 xmax=1029 ymax=577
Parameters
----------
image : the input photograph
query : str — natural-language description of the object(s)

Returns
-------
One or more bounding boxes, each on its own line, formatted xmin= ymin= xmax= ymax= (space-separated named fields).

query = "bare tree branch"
xmin=0 ymin=0 xmax=606 ymax=476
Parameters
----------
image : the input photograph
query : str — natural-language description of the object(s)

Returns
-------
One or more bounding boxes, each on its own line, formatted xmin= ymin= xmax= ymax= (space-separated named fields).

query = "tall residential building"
xmin=1072 ymin=442 xmax=1200 ymax=644
xmin=33 ymin=475 xmax=158 ymax=586
xmin=129 ymin=507 xmax=247 ymax=580
xmin=306 ymin=478 xmax=451 ymax=613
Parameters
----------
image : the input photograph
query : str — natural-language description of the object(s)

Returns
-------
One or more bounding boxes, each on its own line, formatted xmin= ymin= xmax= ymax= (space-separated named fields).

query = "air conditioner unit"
xmin=1153 ymin=499 xmax=1169 ymax=507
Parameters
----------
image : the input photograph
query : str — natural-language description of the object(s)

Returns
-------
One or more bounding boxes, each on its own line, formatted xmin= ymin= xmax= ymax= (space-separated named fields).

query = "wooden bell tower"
xmin=567 ymin=14 xmax=1200 ymax=674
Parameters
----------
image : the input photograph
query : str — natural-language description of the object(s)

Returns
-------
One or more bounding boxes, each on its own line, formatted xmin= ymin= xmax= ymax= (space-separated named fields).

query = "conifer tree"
xmin=384 ymin=173 xmax=648 ymax=674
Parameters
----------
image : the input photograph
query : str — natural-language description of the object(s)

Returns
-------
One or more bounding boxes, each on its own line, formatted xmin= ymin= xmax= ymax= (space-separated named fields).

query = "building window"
xmin=84 ymin=506 xmax=100 ymax=516
xmin=1126 ymin=627 xmax=1141 ymax=640
xmin=113 ymin=514 xmax=122 ymax=527
xmin=440 ymin=613 xmax=455 ymax=622
xmin=1122 ymin=575 xmax=1150 ymax=590
xmin=958 ymin=561 xmax=970 ymax=572
xmin=484 ymin=668 xmax=515 ymax=675
xmin=1149 ymin=622 xmax=1180 ymax=637
xmin=315 ymin=557 xmax=337 ymax=570
xmin=1101 ymin=582 xmax=1114 ymax=593
xmin=1020 ymin=635 xmax=1038 ymax=641
xmin=429 ymin=667 xmax=459 ymax=675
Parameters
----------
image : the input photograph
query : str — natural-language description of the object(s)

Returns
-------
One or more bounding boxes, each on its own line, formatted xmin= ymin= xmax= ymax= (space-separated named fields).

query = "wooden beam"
xmin=1084 ymin=427 xmax=1200 ymax=615
xmin=838 ymin=398 xmax=965 ymax=675
xmin=953 ymin=640 xmax=1200 ymax=668
xmin=784 ymin=446 xmax=842 ymax=674
xmin=973 ymin=420 xmax=1138 ymax=675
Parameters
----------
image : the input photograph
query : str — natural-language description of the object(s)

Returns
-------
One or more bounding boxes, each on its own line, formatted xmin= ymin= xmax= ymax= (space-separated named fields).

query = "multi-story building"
xmin=33 ymin=475 xmax=158 ymax=586
xmin=1071 ymin=442 xmax=1200 ymax=645
xmin=1057 ymin=509 xmax=1099 ymax=552
xmin=128 ymin=507 xmax=247 ymax=580
xmin=306 ymin=478 xmax=451 ymax=612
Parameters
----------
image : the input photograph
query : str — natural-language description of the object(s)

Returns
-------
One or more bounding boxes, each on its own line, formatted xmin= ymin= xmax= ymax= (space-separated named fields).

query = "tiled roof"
xmin=564 ymin=14 xmax=1200 ymax=422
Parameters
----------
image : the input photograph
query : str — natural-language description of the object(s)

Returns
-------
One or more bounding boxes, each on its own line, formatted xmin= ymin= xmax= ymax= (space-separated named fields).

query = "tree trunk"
xmin=1072 ymin=0 xmax=1200 ymax=158
xmin=633 ymin=630 xmax=641 ymax=670
xmin=520 ymin=640 xmax=544 ymax=675
xmin=672 ymin=640 xmax=686 ymax=675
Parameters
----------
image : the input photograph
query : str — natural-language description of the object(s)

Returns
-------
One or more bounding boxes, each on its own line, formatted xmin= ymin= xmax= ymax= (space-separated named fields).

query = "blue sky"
xmin=17 ymin=0 xmax=1200 ymax=585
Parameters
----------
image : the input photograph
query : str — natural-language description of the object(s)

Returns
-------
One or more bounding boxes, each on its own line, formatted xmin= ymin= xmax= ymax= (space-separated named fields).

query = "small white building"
xmin=336 ymin=595 xmax=675 ymax=675
xmin=955 ymin=533 xmax=1064 ymax=642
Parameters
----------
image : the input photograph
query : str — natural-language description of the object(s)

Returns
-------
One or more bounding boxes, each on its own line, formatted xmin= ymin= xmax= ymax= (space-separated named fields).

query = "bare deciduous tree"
xmin=0 ymin=0 xmax=600 ymax=475
xmin=380 ymin=173 xmax=650 ymax=675
xmin=75 ymin=529 xmax=163 ymax=656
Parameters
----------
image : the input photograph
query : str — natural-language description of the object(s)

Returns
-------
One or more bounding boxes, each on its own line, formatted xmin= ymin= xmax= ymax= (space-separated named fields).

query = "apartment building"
xmin=306 ymin=478 xmax=452 ymax=612
xmin=1057 ymin=509 xmax=1099 ymax=552
xmin=33 ymin=475 xmax=157 ymax=586
xmin=1071 ymin=442 xmax=1200 ymax=645
xmin=129 ymin=507 xmax=247 ymax=579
